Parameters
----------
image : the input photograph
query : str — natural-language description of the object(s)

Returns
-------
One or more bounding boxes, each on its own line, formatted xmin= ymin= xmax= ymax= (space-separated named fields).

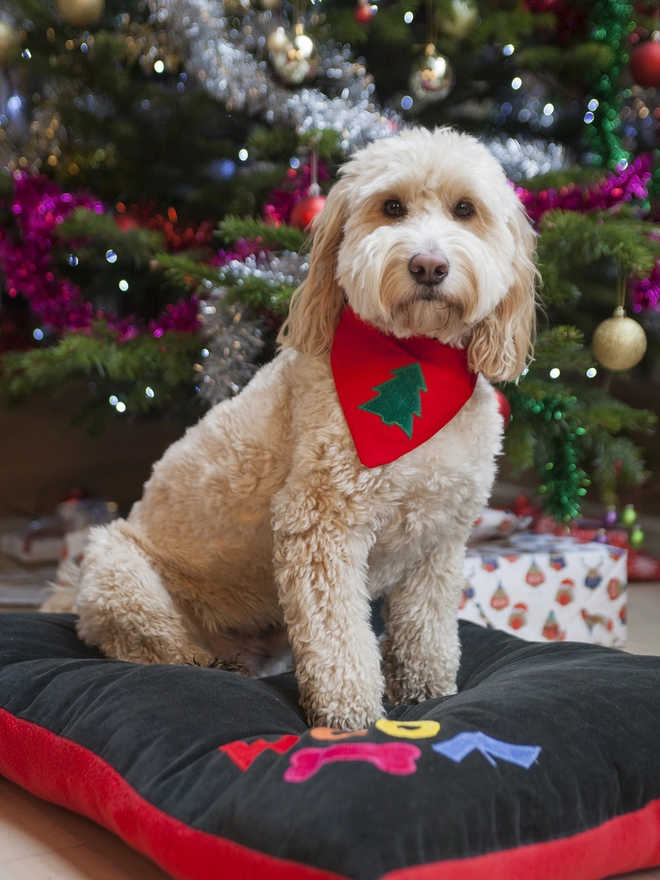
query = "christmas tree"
xmin=0 ymin=0 xmax=659 ymax=521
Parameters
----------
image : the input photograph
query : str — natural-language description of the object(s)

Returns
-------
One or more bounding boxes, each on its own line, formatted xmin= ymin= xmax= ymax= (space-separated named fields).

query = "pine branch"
xmin=298 ymin=130 xmax=343 ymax=161
xmin=58 ymin=208 xmax=165 ymax=258
xmin=582 ymin=431 xmax=650 ymax=507
xmin=247 ymin=127 xmax=300 ymax=164
xmin=222 ymin=275 xmax=296 ymax=315
xmin=516 ymin=42 xmax=613 ymax=82
xmin=503 ymin=415 xmax=536 ymax=475
xmin=538 ymin=210 xmax=660 ymax=276
xmin=523 ymin=167 xmax=603 ymax=193
xmin=218 ymin=216 xmax=308 ymax=252
xmin=247 ymin=127 xmax=342 ymax=163
xmin=153 ymin=252 xmax=217 ymax=290
xmin=531 ymin=326 xmax=593 ymax=371
xmin=474 ymin=6 xmax=536 ymax=46
xmin=0 ymin=327 xmax=201 ymax=432
xmin=225 ymin=166 xmax=290 ymax=216
xmin=574 ymin=391 xmax=656 ymax=436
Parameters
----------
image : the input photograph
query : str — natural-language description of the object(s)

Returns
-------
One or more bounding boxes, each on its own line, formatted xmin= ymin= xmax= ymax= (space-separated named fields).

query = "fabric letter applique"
xmin=432 ymin=732 xmax=541 ymax=768
xmin=375 ymin=719 xmax=440 ymax=739
xmin=219 ymin=735 xmax=300 ymax=771
xmin=310 ymin=727 xmax=368 ymax=741
xmin=284 ymin=742 xmax=421 ymax=783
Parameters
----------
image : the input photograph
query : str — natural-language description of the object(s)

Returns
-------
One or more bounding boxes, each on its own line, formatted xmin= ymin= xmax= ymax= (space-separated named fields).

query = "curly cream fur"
xmin=73 ymin=127 xmax=537 ymax=730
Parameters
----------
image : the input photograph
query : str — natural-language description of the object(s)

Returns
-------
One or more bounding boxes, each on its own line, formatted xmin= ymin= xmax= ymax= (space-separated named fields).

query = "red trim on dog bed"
xmin=0 ymin=709 xmax=343 ymax=880
xmin=0 ymin=707 xmax=658 ymax=880
xmin=382 ymin=799 xmax=660 ymax=880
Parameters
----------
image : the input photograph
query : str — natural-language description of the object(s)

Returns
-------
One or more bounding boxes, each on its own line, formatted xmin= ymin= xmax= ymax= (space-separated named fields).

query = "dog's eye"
xmin=384 ymin=199 xmax=405 ymax=218
xmin=454 ymin=200 xmax=475 ymax=219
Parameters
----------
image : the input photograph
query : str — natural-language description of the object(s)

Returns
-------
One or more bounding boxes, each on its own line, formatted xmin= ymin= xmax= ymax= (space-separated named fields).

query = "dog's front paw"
xmin=302 ymin=687 xmax=385 ymax=732
xmin=384 ymin=676 xmax=457 ymax=706
xmin=382 ymin=642 xmax=457 ymax=706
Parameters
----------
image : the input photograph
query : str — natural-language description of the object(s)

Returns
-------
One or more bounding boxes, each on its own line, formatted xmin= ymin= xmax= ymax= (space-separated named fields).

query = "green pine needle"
xmin=218 ymin=216 xmax=308 ymax=252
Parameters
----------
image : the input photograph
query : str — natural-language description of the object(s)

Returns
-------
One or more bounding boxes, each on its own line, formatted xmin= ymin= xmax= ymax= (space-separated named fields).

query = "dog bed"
xmin=0 ymin=613 xmax=658 ymax=880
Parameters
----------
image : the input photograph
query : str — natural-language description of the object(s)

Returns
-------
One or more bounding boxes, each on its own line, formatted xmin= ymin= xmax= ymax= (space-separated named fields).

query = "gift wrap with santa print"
xmin=460 ymin=533 xmax=627 ymax=647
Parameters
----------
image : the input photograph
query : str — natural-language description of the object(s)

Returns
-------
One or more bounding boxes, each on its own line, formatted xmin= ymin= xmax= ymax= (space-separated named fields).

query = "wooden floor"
xmin=0 ymin=584 xmax=659 ymax=879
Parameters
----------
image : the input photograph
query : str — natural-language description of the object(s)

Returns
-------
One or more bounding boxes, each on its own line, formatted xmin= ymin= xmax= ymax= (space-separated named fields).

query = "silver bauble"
xmin=408 ymin=45 xmax=454 ymax=104
xmin=438 ymin=0 xmax=478 ymax=40
xmin=266 ymin=23 xmax=319 ymax=87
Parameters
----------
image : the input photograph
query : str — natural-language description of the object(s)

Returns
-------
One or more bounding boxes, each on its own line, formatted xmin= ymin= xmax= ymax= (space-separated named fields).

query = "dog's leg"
xmin=381 ymin=542 xmax=466 ymax=706
xmin=76 ymin=520 xmax=213 ymax=666
xmin=273 ymin=479 xmax=383 ymax=731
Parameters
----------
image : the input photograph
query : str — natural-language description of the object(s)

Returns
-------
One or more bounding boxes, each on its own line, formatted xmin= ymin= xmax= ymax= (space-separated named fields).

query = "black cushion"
xmin=0 ymin=612 xmax=658 ymax=880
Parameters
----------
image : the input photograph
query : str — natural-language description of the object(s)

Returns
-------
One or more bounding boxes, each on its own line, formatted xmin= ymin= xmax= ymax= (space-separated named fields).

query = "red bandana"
xmin=330 ymin=307 xmax=478 ymax=468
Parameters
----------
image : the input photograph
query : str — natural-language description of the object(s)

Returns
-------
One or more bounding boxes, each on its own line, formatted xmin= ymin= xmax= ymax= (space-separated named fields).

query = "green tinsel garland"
xmin=587 ymin=0 xmax=634 ymax=169
xmin=509 ymin=392 xmax=591 ymax=523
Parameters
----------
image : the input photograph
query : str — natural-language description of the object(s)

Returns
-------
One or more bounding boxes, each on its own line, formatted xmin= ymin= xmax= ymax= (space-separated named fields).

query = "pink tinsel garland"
xmin=0 ymin=174 xmax=200 ymax=340
xmin=515 ymin=153 xmax=653 ymax=223
xmin=516 ymin=154 xmax=660 ymax=312
xmin=2 ymin=154 xmax=660 ymax=338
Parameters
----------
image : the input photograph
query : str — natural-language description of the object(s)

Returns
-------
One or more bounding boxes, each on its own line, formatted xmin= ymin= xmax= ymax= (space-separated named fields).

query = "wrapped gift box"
xmin=460 ymin=533 xmax=628 ymax=647
xmin=0 ymin=500 xmax=117 ymax=565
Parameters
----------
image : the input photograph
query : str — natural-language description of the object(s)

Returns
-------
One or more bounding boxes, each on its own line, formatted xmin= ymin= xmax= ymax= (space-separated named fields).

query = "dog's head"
xmin=279 ymin=127 xmax=538 ymax=382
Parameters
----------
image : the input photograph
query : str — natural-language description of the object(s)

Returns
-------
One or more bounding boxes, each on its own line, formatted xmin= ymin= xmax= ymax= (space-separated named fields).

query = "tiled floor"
xmin=0 ymin=584 xmax=657 ymax=878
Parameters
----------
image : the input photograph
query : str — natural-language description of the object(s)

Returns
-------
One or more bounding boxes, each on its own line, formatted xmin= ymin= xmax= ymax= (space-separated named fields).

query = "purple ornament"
xmin=630 ymin=250 xmax=660 ymax=313
xmin=603 ymin=509 xmax=618 ymax=528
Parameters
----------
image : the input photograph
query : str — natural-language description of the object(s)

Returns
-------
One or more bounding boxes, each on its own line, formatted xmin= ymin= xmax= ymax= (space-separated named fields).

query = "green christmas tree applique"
xmin=358 ymin=362 xmax=427 ymax=438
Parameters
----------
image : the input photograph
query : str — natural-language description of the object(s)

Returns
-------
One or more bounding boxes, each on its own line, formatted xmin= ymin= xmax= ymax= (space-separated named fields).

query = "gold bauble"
xmin=592 ymin=307 xmax=648 ymax=371
xmin=0 ymin=21 xmax=18 ymax=66
xmin=257 ymin=0 xmax=282 ymax=10
xmin=438 ymin=0 xmax=478 ymax=40
xmin=56 ymin=0 xmax=105 ymax=28
xmin=408 ymin=44 xmax=454 ymax=104
xmin=224 ymin=0 xmax=250 ymax=16
xmin=266 ymin=23 xmax=318 ymax=86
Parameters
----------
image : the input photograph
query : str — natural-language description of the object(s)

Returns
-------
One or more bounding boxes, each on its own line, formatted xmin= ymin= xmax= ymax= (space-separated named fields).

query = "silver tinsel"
xmin=198 ymin=250 xmax=309 ymax=405
xmin=486 ymin=136 xmax=567 ymax=182
xmin=152 ymin=0 xmax=399 ymax=153
xmin=217 ymin=248 xmax=309 ymax=293
xmin=197 ymin=293 xmax=266 ymax=404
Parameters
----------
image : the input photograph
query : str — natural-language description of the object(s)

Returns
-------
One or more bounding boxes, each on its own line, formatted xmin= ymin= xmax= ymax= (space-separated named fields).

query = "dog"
xmin=71 ymin=127 xmax=537 ymax=731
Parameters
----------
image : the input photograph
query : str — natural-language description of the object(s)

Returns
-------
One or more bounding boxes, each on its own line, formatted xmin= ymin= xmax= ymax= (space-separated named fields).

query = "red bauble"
xmin=354 ymin=0 xmax=374 ymax=23
xmin=114 ymin=213 xmax=141 ymax=232
xmin=494 ymin=388 xmax=511 ymax=427
xmin=630 ymin=39 xmax=660 ymax=88
xmin=289 ymin=194 xmax=327 ymax=230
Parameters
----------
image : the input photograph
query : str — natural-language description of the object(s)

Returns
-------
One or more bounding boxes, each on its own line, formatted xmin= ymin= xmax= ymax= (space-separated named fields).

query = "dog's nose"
xmin=408 ymin=252 xmax=449 ymax=285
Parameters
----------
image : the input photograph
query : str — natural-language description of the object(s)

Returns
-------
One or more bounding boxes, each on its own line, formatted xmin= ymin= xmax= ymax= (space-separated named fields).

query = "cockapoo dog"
xmin=70 ymin=127 xmax=536 ymax=731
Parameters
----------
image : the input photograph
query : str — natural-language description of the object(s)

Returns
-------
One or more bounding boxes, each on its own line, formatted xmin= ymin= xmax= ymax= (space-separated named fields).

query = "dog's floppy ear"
xmin=277 ymin=180 xmax=348 ymax=356
xmin=467 ymin=200 xmax=538 ymax=383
